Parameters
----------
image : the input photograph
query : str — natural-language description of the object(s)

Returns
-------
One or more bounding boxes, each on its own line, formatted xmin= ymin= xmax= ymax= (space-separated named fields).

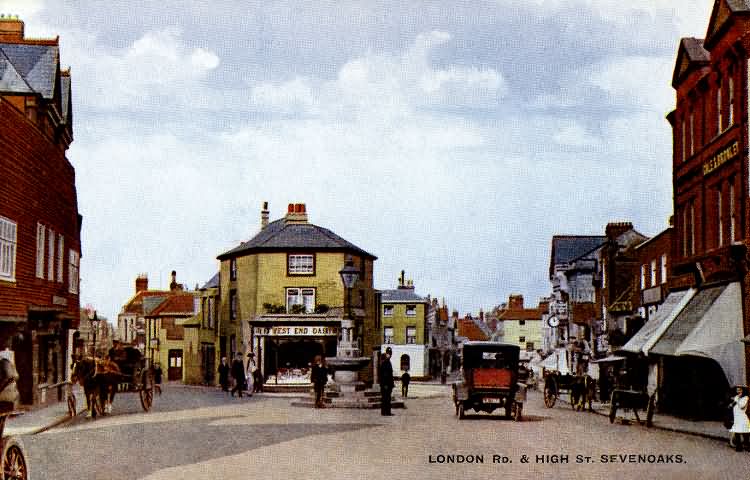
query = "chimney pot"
xmin=288 ymin=203 xmax=295 ymax=213
xmin=261 ymin=201 xmax=270 ymax=230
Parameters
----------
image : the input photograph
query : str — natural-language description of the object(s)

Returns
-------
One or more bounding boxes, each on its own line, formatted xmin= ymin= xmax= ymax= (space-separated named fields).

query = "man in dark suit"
xmin=378 ymin=347 xmax=394 ymax=415
xmin=230 ymin=353 xmax=246 ymax=398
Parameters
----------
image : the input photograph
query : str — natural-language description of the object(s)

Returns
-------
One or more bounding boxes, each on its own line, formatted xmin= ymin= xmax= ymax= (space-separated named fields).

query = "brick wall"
xmin=0 ymin=99 xmax=81 ymax=322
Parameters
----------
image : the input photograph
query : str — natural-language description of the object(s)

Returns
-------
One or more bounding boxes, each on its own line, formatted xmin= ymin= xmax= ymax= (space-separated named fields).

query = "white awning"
xmin=620 ymin=289 xmax=693 ymax=354
xmin=674 ymin=282 xmax=746 ymax=387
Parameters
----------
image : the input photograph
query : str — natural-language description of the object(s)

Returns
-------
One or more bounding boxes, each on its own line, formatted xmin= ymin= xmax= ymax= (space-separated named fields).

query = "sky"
xmin=6 ymin=0 xmax=716 ymax=322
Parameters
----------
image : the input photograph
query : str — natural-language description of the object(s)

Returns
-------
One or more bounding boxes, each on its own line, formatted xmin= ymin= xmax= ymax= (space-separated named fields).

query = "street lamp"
xmin=338 ymin=255 xmax=360 ymax=357
xmin=88 ymin=310 xmax=99 ymax=357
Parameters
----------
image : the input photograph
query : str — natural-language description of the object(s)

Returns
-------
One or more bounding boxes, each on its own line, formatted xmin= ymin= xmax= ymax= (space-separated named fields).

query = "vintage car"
xmin=452 ymin=342 xmax=526 ymax=420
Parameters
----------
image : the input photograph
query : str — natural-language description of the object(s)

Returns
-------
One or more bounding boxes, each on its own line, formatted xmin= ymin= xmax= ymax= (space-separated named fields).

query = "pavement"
xmin=2 ymin=380 xmax=730 ymax=443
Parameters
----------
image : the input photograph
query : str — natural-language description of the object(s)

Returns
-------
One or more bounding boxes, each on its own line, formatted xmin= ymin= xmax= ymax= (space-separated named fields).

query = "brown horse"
xmin=571 ymin=374 xmax=596 ymax=412
xmin=71 ymin=358 xmax=120 ymax=418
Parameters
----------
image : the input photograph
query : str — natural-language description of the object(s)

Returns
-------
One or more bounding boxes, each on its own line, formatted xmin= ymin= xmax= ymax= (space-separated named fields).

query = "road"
xmin=18 ymin=384 xmax=747 ymax=480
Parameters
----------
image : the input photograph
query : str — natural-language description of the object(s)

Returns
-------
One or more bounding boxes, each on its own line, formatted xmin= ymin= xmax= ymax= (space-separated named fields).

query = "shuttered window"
xmin=0 ymin=217 xmax=17 ymax=281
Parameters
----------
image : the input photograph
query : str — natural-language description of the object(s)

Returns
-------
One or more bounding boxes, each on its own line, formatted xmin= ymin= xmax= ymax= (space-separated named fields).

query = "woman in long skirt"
xmin=729 ymin=385 xmax=750 ymax=451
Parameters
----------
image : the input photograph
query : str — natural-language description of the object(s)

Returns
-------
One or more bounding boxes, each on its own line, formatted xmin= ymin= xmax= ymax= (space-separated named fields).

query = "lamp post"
xmin=338 ymin=255 xmax=360 ymax=357
xmin=88 ymin=310 xmax=99 ymax=357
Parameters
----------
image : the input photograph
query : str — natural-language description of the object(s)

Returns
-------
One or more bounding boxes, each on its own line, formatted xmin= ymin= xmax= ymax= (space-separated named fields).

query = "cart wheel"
xmin=543 ymin=379 xmax=557 ymax=408
xmin=458 ymin=403 xmax=465 ymax=420
xmin=2 ymin=436 xmax=28 ymax=480
xmin=139 ymin=370 xmax=154 ymax=412
xmin=67 ymin=394 xmax=77 ymax=418
xmin=513 ymin=402 xmax=523 ymax=422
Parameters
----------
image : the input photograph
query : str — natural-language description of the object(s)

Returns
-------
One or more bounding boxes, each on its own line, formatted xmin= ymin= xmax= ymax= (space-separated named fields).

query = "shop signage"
xmin=52 ymin=295 xmax=67 ymax=306
xmin=703 ymin=141 xmax=739 ymax=176
xmin=253 ymin=326 xmax=340 ymax=336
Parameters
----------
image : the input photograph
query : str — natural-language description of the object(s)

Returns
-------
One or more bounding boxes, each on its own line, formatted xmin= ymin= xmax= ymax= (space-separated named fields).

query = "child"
xmin=401 ymin=370 xmax=411 ymax=398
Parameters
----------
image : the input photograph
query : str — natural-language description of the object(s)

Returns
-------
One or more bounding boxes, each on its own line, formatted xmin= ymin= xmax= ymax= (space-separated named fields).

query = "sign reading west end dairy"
xmin=703 ymin=141 xmax=739 ymax=176
xmin=253 ymin=326 xmax=340 ymax=336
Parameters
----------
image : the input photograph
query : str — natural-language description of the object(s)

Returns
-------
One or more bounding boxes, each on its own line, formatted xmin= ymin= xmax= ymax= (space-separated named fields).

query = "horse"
xmin=570 ymin=374 xmax=596 ymax=412
xmin=71 ymin=357 xmax=121 ymax=418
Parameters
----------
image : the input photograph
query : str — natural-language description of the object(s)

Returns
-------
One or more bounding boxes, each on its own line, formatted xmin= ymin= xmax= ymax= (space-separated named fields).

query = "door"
xmin=167 ymin=349 xmax=183 ymax=381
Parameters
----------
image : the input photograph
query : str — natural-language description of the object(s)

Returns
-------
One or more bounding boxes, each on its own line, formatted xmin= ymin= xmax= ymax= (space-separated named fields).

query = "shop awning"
xmin=672 ymin=282 xmax=746 ymax=387
xmin=647 ymin=282 xmax=746 ymax=388
xmin=650 ymin=285 xmax=725 ymax=356
xmin=621 ymin=289 xmax=694 ymax=354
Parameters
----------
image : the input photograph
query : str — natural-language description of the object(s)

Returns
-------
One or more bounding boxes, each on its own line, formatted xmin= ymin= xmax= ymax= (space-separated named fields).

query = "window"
xmin=0 ymin=217 xmax=17 ymax=282
xmin=286 ymin=288 xmax=315 ymax=313
xmin=717 ymin=86 xmax=723 ymax=133
xmin=730 ymin=180 xmax=736 ymax=242
xmin=208 ymin=297 xmax=215 ymax=329
xmin=681 ymin=119 xmax=686 ymax=162
xmin=650 ymin=260 xmax=657 ymax=287
xmin=601 ymin=260 xmax=607 ymax=289
xmin=690 ymin=202 xmax=696 ymax=255
xmin=729 ymin=76 xmax=735 ymax=126
xmin=400 ymin=354 xmax=410 ymax=372
xmin=640 ymin=264 xmax=647 ymax=290
xmin=68 ymin=249 xmax=79 ymax=294
xmin=660 ymin=254 xmax=668 ymax=285
xmin=384 ymin=327 xmax=394 ymax=344
xmin=519 ymin=320 xmax=526 ymax=326
xmin=383 ymin=305 xmax=394 ymax=317
xmin=230 ymin=258 xmax=237 ymax=281
xmin=288 ymin=254 xmax=314 ymax=274
xmin=519 ymin=336 xmax=525 ymax=343
xmin=405 ymin=305 xmax=416 ymax=316
xmin=689 ymin=113 xmax=694 ymax=156
xmin=229 ymin=289 xmax=237 ymax=320
xmin=718 ymin=185 xmax=724 ymax=247
xmin=47 ymin=228 xmax=55 ymax=280
xmin=682 ymin=207 xmax=689 ymax=257
xmin=36 ymin=223 xmax=45 ymax=278
xmin=526 ymin=342 xmax=535 ymax=352
xmin=56 ymin=234 xmax=64 ymax=282
xmin=406 ymin=326 xmax=416 ymax=344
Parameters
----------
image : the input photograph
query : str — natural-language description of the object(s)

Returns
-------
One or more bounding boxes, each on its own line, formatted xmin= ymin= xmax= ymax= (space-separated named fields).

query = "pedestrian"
xmin=729 ymin=385 xmax=750 ymax=451
xmin=378 ymin=347 xmax=394 ymax=415
xmin=598 ymin=366 xmax=612 ymax=404
xmin=230 ymin=353 xmax=246 ymax=398
xmin=311 ymin=355 xmax=328 ymax=408
xmin=401 ymin=370 xmax=410 ymax=398
xmin=153 ymin=362 xmax=163 ymax=396
xmin=245 ymin=353 xmax=256 ymax=396
xmin=253 ymin=367 xmax=264 ymax=393
xmin=218 ymin=357 xmax=230 ymax=393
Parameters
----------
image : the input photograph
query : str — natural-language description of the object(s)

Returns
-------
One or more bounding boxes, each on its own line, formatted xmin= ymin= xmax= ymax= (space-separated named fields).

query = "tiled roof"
xmin=682 ymin=38 xmax=709 ymax=62
xmin=498 ymin=308 xmax=542 ymax=321
xmin=0 ymin=43 xmax=59 ymax=99
xmin=202 ymin=272 xmax=219 ymax=289
xmin=457 ymin=318 xmax=490 ymax=341
xmin=147 ymin=294 xmax=195 ymax=317
xmin=381 ymin=289 xmax=427 ymax=303
xmin=217 ymin=218 xmax=376 ymax=260
xmin=122 ymin=290 xmax=169 ymax=315
xmin=0 ymin=48 xmax=32 ymax=94
xmin=550 ymin=236 xmax=606 ymax=276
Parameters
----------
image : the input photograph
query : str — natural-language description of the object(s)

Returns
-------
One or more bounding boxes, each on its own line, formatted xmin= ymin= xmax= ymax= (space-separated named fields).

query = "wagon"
xmin=608 ymin=388 xmax=655 ymax=427
xmin=452 ymin=342 xmax=526 ymax=421
xmin=0 ymin=357 xmax=28 ymax=479
xmin=70 ymin=346 xmax=156 ymax=417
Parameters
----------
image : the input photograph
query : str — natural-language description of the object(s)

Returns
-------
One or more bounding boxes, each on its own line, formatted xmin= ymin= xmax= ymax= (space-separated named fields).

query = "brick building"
xmin=627 ymin=0 xmax=750 ymax=418
xmin=0 ymin=16 xmax=81 ymax=407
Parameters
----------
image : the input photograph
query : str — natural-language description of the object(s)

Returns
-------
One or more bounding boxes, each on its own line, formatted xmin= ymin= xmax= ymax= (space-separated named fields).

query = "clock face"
xmin=548 ymin=316 xmax=559 ymax=327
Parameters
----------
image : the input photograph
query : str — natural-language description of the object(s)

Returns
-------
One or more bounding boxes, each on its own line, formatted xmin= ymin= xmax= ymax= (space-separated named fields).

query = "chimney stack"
xmin=0 ymin=15 xmax=24 ymax=42
xmin=261 ymin=201 xmax=269 ymax=230
xmin=135 ymin=273 xmax=148 ymax=293
xmin=285 ymin=203 xmax=308 ymax=223
xmin=605 ymin=222 xmax=633 ymax=240
xmin=170 ymin=270 xmax=179 ymax=291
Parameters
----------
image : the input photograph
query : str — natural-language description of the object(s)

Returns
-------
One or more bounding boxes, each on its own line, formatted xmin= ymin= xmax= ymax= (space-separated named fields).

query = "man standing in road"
xmin=230 ymin=353 xmax=246 ymax=398
xmin=379 ymin=347 xmax=394 ymax=415
xmin=218 ymin=357 xmax=230 ymax=393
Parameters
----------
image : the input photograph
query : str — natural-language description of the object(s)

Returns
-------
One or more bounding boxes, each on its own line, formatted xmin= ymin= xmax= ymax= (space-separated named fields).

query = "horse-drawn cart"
xmin=541 ymin=348 xmax=595 ymax=411
xmin=71 ymin=346 xmax=156 ymax=418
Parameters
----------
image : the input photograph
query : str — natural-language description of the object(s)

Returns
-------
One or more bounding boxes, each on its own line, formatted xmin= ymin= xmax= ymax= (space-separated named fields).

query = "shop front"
xmin=251 ymin=323 xmax=340 ymax=385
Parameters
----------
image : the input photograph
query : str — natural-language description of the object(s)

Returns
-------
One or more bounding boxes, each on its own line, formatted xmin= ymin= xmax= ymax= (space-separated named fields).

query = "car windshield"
xmin=479 ymin=351 xmax=511 ymax=369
